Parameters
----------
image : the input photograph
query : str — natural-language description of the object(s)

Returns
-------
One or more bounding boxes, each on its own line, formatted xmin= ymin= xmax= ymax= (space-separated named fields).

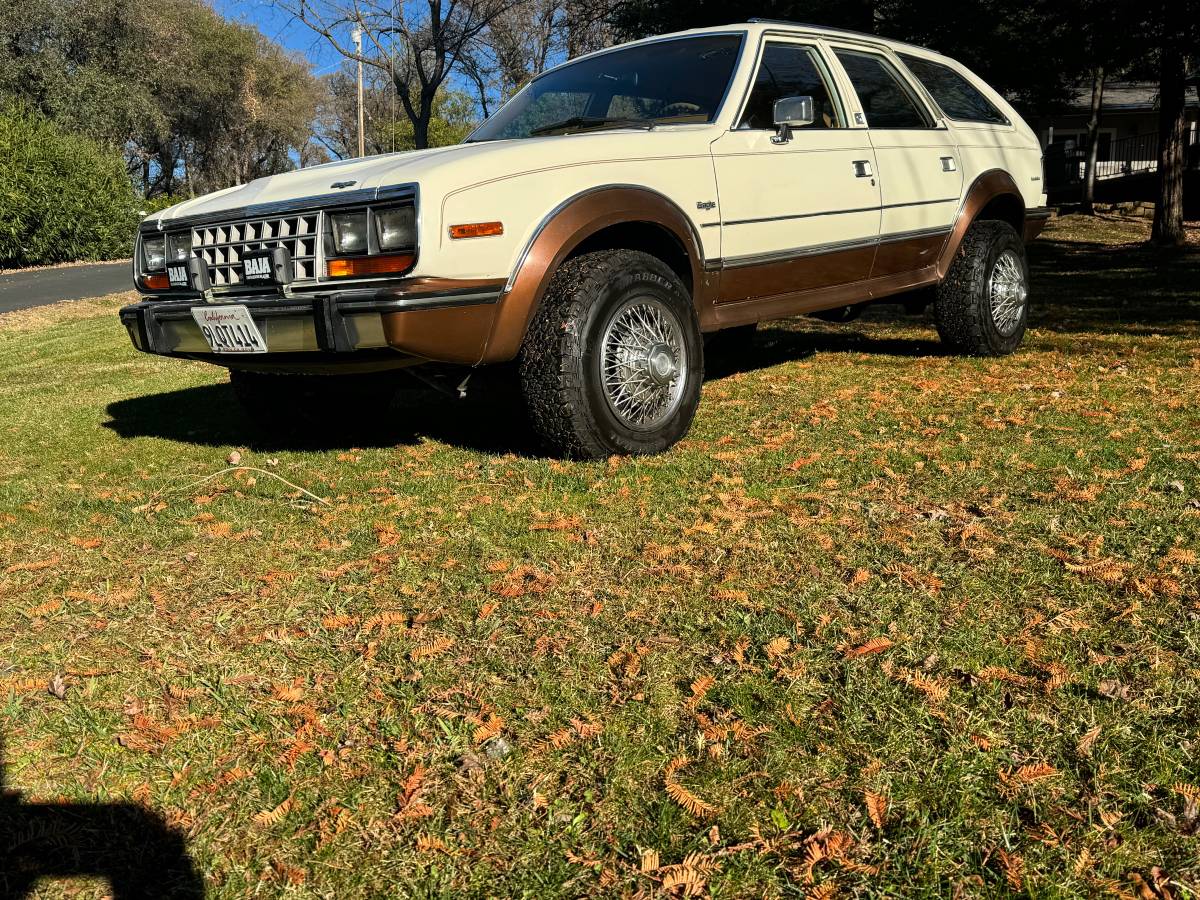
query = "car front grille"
xmin=191 ymin=213 xmax=320 ymax=288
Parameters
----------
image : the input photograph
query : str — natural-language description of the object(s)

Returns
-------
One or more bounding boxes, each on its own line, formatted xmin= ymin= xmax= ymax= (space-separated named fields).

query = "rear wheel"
xmin=934 ymin=220 xmax=1029 ymax=356
xmin=518 ymin=249 xmax=703 ymax=459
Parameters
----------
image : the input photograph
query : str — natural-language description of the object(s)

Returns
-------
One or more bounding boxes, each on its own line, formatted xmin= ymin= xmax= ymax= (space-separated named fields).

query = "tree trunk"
xmin=412 ymin=93 xmax=432 ymax=150
xmin=1151 ymin=44 xmax=1187 ymax=246
xmin=1082 ymin=67 xmax=1104 ymax=214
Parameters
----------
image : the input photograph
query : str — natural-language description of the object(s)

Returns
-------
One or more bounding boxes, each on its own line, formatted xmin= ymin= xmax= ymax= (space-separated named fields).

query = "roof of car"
xmin=565 ymin=20 xmax=945 ymax=68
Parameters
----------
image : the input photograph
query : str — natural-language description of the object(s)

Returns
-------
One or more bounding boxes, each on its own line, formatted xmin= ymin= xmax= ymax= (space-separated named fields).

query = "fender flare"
xmin=479 ymin=185 xmax=707 ymax=364
xmin=936 ymin=169 xmax=1026 ymax=279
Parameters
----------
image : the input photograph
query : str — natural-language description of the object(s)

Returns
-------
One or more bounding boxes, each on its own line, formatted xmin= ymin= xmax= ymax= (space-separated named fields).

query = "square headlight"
xmin=375 ymin=206 xmax=416 ymax=252
xmin=142 ymin=235 xmax=166 ymax=271
xmin=167 ymin=232 xmax=193 ymax=262
xmin=330 ymin=210 xmax=369 ymax=255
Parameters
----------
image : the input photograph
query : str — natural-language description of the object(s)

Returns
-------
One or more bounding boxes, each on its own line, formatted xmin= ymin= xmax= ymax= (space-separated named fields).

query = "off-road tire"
xmin=934 ymin=220 xmax=1029 ymax=356
xmin=518 ymin=249 xmax=704 ymax=459
xmin=229 ymin=369 xmax=398 ymax=434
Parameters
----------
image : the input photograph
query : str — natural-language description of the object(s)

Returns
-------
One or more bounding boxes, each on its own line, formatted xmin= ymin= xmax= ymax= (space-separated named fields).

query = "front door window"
xmin=738 ymin=43 xmax=843 ymax=131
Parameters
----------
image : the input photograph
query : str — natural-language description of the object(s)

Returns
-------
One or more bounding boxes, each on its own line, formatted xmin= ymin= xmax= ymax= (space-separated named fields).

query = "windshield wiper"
xmin=528 ymin=116 xmax=657 ymax=137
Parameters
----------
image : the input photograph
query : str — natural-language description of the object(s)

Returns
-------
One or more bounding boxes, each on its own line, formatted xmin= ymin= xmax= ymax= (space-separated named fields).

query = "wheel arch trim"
xmin=935 ymin=169 xmax=1025 ymax=280
xmin=481 ymin=185 xmax=709 ymax=363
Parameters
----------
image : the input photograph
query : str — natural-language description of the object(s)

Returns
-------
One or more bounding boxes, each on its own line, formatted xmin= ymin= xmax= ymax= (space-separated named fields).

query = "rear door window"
xmin=833 ymin=49 xmax=933 ymax=129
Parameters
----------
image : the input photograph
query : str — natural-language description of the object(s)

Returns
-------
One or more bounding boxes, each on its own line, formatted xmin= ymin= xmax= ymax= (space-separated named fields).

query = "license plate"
xmin=191 ymin=305 xmax=267 ymax=354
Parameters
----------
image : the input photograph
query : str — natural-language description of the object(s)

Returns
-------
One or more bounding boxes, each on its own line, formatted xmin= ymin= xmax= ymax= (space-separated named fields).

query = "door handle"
xmin=940 ymin=156 xmax=957 ymax=172
xmin=852 ymin=160 xmax=873 ymax=177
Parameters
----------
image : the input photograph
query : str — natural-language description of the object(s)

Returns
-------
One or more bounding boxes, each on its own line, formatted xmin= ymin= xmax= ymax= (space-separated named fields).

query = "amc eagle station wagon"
xmin=121 ymin=20 xmax=1050 ymax=458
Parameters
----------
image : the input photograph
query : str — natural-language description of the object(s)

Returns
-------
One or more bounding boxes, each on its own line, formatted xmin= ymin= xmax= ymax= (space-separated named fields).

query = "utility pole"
xmin=352 ymin=25 xmax=365 ymax=158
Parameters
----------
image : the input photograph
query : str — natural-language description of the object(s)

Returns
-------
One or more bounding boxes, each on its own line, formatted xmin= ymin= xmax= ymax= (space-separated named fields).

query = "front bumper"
xmin=119 ymin=278 xmax=505 ymax=367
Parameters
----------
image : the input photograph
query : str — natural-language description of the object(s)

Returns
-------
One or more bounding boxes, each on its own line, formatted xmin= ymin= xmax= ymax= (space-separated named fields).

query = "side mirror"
xmin=772 ymin=95 xmax=815 ymax=144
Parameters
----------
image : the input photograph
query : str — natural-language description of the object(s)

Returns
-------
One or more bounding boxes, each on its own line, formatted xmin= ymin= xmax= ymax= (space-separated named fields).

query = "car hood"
xmin=147 ymin=128 xmax=717 ymax=227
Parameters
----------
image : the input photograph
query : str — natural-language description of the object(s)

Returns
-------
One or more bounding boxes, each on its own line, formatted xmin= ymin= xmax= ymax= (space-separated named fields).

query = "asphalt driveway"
xmin=0 ymin=261 xmax=132 ymax=314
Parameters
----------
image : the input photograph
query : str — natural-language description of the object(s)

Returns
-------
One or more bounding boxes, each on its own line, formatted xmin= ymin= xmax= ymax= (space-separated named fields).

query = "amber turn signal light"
xmin=448 ymin=221 xmax=504 ymax=240
xmin=142 ymin=273 xmax=170 ymax=290
xmin=327 ymin=253 xmax=415 ymax=278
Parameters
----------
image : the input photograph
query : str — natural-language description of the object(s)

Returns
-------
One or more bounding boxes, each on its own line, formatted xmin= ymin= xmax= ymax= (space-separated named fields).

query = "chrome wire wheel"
xmin=988 ymin=249 xmax=1027 ymax=337
xmin=599 ymin=296 xmax=688 ymax=431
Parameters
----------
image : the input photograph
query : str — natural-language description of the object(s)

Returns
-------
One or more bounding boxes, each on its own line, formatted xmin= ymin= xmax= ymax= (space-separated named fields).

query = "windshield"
xmin=468 ymin=35 xmax=743 ymax=141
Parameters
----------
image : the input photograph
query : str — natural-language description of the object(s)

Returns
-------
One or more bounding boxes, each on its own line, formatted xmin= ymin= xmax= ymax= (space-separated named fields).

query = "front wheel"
xmin=518 ymin=249 xmax=704 ymax=459
xmin=934 ymin=220 xmax=1029 ymax=356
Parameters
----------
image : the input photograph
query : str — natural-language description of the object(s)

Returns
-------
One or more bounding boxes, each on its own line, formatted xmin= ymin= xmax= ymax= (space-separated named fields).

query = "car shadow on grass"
xmin=104 ymin=326 xmax=947 ymax=455
xmin=0 ymin=737 xmax=203 ymax=899
xmin=103 ymin=373 xmax=547 ymax=456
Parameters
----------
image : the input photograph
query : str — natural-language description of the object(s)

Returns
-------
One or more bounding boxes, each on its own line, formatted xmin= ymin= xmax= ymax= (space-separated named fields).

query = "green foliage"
xmin=0 ymin=103 xmax=139 ymax=267
xmin=0 ymin=0 xmax=321 ymax=198
xmin=384 ymin=90 xmax=478 ymax=151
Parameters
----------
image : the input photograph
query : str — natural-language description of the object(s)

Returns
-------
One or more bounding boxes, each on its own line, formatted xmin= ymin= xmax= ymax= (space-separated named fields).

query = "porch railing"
xmin=1044 ymin=130 xmax=1199 ymax=191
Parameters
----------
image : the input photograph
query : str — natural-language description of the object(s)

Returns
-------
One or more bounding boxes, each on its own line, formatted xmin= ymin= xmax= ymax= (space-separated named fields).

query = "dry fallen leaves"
xmin=843 ymin=637 xmax=895 ymax=659
xmin=864 ymin=790 xmax=888 ymax=829
xmin=47 ymin=673 xmax=67 ymax=700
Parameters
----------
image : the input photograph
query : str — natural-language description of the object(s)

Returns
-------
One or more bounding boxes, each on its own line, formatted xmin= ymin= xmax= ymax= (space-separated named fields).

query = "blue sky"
xmin=213 ymin=0 xmax=346 ymax=76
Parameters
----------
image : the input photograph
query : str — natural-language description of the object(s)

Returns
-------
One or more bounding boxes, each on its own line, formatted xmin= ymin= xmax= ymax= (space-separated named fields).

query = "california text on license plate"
xmin=191 ymin=305 xmax=267 ymax=354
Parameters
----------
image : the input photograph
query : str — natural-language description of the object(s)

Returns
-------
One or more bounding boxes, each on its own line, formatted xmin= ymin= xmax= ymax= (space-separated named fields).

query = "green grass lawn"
xmin=1 ymin=214 xmax=1198 ymax=898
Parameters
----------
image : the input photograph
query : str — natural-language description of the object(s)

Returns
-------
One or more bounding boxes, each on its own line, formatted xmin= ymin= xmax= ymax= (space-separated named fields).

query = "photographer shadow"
xmin=0 ymin=738 xmax=203 ymax=899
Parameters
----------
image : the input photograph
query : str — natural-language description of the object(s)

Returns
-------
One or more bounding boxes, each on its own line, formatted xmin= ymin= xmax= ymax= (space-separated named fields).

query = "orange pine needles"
xmin=686 ymin=675 xmax=716 ymax=710
xmin=664 ymin=756 xmax=718 ymax=819
xmin=410 ymin=636 xmax=455 ymax=661
xmin=253 ymin=797 xmax=293 ymax=827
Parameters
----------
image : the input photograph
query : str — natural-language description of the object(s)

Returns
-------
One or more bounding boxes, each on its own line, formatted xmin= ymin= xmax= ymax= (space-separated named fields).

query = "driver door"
xmin=710 ymin=38 xmax=881 ymax=304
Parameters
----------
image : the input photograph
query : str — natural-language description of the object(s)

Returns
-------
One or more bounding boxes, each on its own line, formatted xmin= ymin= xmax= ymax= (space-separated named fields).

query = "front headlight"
xmin=375 ymin=206 xmax=416 ymax=251
xmin=167 ymin=232 xmax=192 ymax=262
xmin=330 ymin=210 xmax=369 ymax=254
xmin=142 ymin=236 xmax=166 ymax=271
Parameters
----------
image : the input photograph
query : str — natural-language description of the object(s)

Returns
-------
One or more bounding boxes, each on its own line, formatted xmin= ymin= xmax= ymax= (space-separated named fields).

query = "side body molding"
xmin=479 ymin=186 xmax=712 ymax=364
xmin=935 ymin=169 xmax=1025 ymax=279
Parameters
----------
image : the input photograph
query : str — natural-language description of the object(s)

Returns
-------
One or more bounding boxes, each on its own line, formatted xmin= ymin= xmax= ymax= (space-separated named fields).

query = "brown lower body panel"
xmin=870 ymin=232 xmax=948 ymax=279
xmin=712 ymin=232 xmax=946 ymax=326
xmin=718 ymin=244 xmax=876 ymax=304
xmin=379 ymin=277 xmax=506 ymax=364
xmin=714 ymin=264 xmax=939 ymax=329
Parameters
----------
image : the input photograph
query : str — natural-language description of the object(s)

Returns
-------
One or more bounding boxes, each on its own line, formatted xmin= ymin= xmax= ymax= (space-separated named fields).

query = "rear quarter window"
xmin=898 ymin=54 xmax=1009 ymax=125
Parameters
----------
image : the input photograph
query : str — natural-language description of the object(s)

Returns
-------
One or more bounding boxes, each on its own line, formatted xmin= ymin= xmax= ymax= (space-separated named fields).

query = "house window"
xmin=898 ymin=54 xmax=1009 ymax=125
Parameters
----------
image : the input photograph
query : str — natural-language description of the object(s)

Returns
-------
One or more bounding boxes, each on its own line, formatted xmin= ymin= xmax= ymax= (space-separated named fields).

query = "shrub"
xmin=0 ymin=103 xmax=140 ymax=268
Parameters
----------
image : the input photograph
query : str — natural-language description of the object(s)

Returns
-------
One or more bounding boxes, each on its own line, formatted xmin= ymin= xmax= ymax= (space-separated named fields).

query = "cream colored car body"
xmin=130 ymin=21 xmax=1046 ymax=367
xmin=147 ymin=23 xmax=1044 ymax=287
